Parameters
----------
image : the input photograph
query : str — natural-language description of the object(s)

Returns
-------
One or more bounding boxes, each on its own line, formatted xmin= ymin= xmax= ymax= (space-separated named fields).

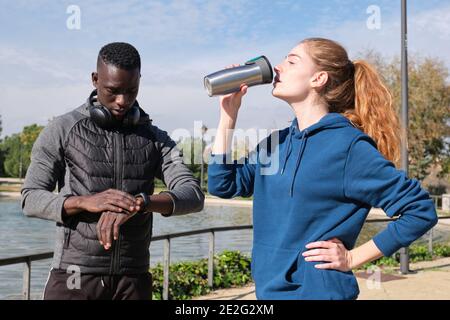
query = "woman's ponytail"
xmin=345 ymin=60 xmax=401 ymax=164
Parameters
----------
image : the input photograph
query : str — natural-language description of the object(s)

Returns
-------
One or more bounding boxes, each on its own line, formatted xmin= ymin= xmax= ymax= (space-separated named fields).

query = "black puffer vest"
xmin=60 ymin=105 xmax=160 ymax=275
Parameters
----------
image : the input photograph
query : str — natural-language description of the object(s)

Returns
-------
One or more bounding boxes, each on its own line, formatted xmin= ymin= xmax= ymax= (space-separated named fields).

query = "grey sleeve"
xmin=21 ymin=118 xmax=71 ymax=224
xmin=154 ymin=128 xmax=205 ymax=216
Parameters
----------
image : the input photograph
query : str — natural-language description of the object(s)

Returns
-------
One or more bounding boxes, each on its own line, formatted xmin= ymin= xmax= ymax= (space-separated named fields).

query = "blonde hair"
xmin=301 ymin=37 xmax=401 ymax=164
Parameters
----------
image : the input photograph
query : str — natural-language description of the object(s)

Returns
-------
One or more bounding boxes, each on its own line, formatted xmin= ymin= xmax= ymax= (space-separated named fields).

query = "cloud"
xmin=1 ymin=0 xmax=450 ymax=140
xmin=0 ymin=80 xmax=292 ymax=141
xmin=66 ymin=0 xmax=258 ymax=45
xmin=413 ymin=4 xmax=450 ymax=39
xmin=0 ymin=84 xmax=91 ymax=134
xmin=308 ymin=3 xmax=450 ymax=67
xmin=0 ymin=45 xmax=87 ymax=84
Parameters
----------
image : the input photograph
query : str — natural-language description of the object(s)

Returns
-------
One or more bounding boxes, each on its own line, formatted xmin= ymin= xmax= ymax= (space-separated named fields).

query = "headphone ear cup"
xmin=122 ymin=106 xmax=140 ymax=127
xmin=88 ymin=89 xmax=140 ymax=129
xmin=89 ymin=105 xmax=115 ymax=129
xmin=88 ymin=89 xmax=117 ymax=129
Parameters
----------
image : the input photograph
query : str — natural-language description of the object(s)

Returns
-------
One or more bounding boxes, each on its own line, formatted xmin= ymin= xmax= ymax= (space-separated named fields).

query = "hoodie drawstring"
xmin=281 ymin=113 xmax=350 ymax=196
xmin=280 ymin=127 xmax=294 ymax=175
xmin=289 ymin=130 xmax=308 ymax=197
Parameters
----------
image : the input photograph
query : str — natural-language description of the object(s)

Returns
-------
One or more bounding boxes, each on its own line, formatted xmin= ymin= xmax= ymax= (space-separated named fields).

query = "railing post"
xmin=399 ymin=0 xmax=411 ymax=276
xmin=399 ymin=247 xmax=410 ymax=274
xmin=23 ymin=257 xmax=31 ymax=300
xmin=208 ymin=231 xmax=215 ymax=288
xmin=428 ymin=228 xmax=434 ymax=254
xmin=163 ymin=238 xmax=170 ymax=300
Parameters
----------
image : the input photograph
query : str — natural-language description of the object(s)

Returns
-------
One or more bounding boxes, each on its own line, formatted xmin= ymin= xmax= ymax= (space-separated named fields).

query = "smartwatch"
xmin=135 ymin=192 xmax=151 ymax=212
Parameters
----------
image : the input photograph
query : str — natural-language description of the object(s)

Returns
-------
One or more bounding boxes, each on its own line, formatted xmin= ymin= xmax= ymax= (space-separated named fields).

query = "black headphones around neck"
xmin=88 ymin=89 xmax=140 ymax=129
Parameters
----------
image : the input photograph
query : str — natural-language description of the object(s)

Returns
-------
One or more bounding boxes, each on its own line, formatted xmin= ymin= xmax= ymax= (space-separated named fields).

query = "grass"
xmin=438 ymin=209 xmax=450 ymax=217
xmin=0 ymin=184 xmax=21 ymax=192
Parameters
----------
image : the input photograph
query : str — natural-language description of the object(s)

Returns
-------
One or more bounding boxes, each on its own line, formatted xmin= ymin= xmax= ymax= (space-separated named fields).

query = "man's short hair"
xmin=98 ymin=42 xmax=141 ymax=70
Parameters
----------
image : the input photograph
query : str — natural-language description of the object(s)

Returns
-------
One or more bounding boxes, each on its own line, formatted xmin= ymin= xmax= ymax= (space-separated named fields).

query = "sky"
xmin=1 ymin=0 xmax=449 ymax=143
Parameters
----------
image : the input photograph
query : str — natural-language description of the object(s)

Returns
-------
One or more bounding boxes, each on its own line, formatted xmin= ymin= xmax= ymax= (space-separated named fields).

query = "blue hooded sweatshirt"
xmin=208 ymin=112 xmax=438 ymax=300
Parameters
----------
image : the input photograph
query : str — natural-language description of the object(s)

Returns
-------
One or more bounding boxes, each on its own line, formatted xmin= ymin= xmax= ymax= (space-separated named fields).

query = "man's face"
xmin=91 ymin=60 xmax=140 ymax=120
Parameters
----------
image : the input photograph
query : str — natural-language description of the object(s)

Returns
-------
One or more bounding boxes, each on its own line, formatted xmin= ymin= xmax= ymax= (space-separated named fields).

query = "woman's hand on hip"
xmin=302 ymin=238 xmax=353 ymax=272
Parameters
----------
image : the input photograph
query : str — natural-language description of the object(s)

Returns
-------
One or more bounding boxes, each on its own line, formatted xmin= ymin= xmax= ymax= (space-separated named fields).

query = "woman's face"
xmin=272 ymin=43 xmax=319 ymax=104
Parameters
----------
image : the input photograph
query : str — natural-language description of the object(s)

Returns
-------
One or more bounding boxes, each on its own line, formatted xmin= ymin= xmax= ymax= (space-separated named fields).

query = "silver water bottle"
xmin=204 ymin=55 xmax=274 ymax=97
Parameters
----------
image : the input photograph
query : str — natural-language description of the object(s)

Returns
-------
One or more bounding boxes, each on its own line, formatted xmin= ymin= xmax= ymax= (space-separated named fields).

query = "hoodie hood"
xmin=281 ymin=113 xmax=354 ymax=197
xmin=292 ymin=112 xmax=353 ymax=136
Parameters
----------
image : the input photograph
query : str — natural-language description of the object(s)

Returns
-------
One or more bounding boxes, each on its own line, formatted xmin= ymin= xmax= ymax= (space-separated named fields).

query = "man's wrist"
xmin=158 ymin=191 xmax=176 ymax=217
xmin=63 ymin=195 xmax=86 ymax=216
xmin=135 ymin=192 xmax=151 ymax=212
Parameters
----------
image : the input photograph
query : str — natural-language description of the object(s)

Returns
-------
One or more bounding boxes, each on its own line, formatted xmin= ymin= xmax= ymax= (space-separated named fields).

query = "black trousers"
xmin=43 ymin=268 xmax=152 ymax=300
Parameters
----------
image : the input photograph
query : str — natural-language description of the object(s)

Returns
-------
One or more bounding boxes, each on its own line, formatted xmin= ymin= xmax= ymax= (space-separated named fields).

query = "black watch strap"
xmin=135 ymin=192 xmax=150 ymax=212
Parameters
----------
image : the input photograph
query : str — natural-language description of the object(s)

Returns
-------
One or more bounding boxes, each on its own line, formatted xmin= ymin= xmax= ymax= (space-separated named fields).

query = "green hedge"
xmin=151 ymin=250 xmax=252 ymax=300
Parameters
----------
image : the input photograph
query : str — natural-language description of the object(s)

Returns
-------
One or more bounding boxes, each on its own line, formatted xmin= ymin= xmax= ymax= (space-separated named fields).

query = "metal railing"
xmin=1 ymin=215 xmax=449 ymax=300
xmin=430 ymin=195 xmax=445 ymax=211
xmin=0 ymin=225 xmax=253 ymax=300
xmin=0 ymin=252 xmax=53 ymax=300
xmin=151 ymin=224 xmax=253 ymax=300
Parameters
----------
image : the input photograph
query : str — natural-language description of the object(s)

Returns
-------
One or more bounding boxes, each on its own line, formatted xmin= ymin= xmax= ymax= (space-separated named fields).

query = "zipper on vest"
xmin=110 ymin=131 xmax=124 ymax=275
xmin=109 ymin=233 xmax=121 ymax=275
xmin=115 ymin=233 xmax=121 ymax=273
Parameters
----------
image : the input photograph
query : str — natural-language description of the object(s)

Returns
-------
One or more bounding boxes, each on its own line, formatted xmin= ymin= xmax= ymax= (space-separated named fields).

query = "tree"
xmin=1 ymin=133 xmax=22 ymax=177
xmin=0 ymin=124 xmax=44 ymax=178
xmin=360 ymin=51 xmax=450 ymax=181
xmin=177 ymin=137 xmax=203 ymax=180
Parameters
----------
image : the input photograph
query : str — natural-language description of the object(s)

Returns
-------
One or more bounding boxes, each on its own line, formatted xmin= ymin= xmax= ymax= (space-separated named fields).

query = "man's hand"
xmin=302 ymin=238 xmax=353 ymax=272
xmin=82 ymin=189 xmax=142 ymax=213
xmin=64 ymin=189 xmax=143 ymax=216
xmin=96 ymin=211 xmax=134 ymax=250
xmin=94 ymin=192 xmax=145 ymax=250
